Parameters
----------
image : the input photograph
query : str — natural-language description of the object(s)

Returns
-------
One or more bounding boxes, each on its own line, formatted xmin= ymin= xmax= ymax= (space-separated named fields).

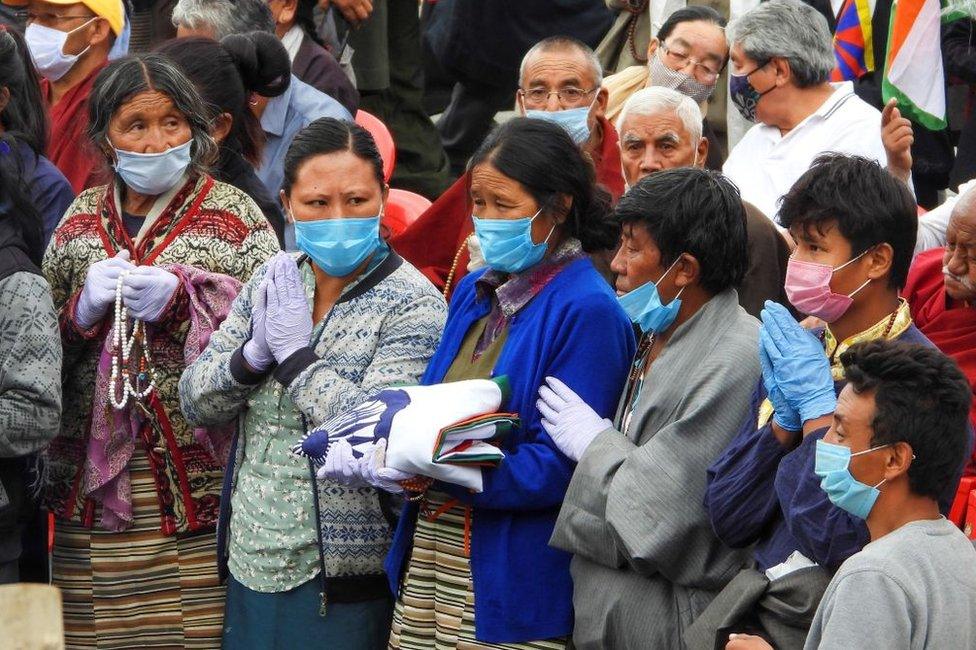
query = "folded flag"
xmin=293 ymin=377 xmax=517 ymax=491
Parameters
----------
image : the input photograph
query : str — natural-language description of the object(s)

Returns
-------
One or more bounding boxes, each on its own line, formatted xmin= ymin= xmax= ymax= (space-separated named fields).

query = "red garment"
xmin=592 ymin=115 xmax=626 ymax=201
xmin=389 ymin=117 xmax=626 ymax=299
xmin=903 ymin=248 xmax=976 ymax=474
xmin=42 ymin=63 xmax=107 ymax=193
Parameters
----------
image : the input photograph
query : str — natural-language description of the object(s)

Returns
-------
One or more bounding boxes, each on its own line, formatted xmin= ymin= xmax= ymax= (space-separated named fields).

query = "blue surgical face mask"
xmin=471 ymin=209 xmax=555 ymax=274
xmin=113 ymin=139 xmax=193 ymax=196
xmin=617 ymin=257 xmax=684 ymax=334
xmin=525 ymin=103 xmax=593 ymax=145
xmin=814 ymin=439 xmax=890 ymax=520
xmin=294 ymin=214 xmax=382 ymax=277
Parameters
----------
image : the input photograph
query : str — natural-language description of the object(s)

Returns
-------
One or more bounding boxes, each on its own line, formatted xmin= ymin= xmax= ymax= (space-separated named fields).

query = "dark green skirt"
xmin=223 ymin=574 xmax=392 ymax=649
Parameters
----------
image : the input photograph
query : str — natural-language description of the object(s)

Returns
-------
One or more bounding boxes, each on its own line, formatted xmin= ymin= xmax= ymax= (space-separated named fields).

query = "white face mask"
xmin=25 ymin=18 xmax=95 ymax=82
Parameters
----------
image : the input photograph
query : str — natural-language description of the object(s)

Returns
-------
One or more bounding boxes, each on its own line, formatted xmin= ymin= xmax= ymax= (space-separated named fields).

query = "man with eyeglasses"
xmin=603 ymin=5 xmax=729 ymax=170
xmin=27 ymin=0 xmax=123 ymax=192
xmin=721 ymin=0 xmax=887 ymax=226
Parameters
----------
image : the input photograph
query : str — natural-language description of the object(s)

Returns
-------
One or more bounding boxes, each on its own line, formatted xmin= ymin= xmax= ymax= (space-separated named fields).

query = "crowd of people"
xmin=1 ymin=0 xmax=976 ymax=648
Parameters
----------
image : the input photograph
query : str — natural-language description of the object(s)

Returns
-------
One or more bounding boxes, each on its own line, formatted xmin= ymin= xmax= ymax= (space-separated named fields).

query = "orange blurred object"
xmin=383 ymin=189 xmax=432 ymax=237
xmin=355 ymin=110 xmax=395 ymax=182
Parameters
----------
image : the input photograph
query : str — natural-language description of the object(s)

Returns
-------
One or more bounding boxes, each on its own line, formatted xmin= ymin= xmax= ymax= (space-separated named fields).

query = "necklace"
xmin=108 ymin=271 xmax=157 ymax=410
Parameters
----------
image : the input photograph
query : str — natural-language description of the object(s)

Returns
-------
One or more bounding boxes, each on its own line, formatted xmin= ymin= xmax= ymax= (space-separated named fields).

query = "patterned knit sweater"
xmin=42 ymin=175 xmax=280 ymax=534
xmin=179 ymin=251 xmax=447 ymax=589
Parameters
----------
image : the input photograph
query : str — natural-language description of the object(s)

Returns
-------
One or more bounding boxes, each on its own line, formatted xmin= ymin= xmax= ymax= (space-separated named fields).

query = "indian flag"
xmin=882 ymin=0 xmax=955 ymax=130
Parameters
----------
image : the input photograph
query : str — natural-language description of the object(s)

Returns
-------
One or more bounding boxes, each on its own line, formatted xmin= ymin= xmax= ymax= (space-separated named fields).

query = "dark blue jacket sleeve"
xmin=705 ymin=382 xmax=790 ymax=548
xmin=774 ymin=428 xmax=869 ymax=571
xmin=30 ymin=157 xmax=75 ymax=248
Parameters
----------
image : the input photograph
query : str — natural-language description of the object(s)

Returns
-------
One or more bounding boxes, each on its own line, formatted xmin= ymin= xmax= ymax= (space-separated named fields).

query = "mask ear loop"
xmin=530 ymin=206 xmax=559 ymax=246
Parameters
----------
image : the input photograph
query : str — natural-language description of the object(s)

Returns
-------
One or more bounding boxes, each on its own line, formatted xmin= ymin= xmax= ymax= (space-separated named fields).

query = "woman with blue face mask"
xmin=42 ymin=54 xmax=281 ymax=647
xmin=180 ymin=117 xmax=447 ymax=648
xmin=322 ymin=118 xmax=636 ymax=649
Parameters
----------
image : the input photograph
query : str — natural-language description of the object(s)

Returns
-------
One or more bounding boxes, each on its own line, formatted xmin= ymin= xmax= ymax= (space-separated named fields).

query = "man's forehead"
xmin=30 ymin=0 xmax=87 ymax=10
xmin=620 ymin=111 xmax=689 ymax=141
xmin=950 ymin=189 xmax=976 ymax=233
xmin=522 ymin=49 xmax=595 ymax=87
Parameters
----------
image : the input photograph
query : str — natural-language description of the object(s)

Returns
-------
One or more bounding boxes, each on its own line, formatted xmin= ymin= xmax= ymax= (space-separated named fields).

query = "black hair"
xmin=614 ymin=168 xmax=748 ymax=294
xmin=779 ymin=154 xmax=917 ymax=289
xmin=282 ymin=117 xmax=384 ymax=195
xmin=0 ymin=27 xmax=48 ymax=155
xmin=468 ymin=118 xmax=618 ymax=253
xmin=0 ymin=134 xmax=44 ymax=265
xmin=155 ymin=32 xmax=290 ymax=166
xmin=841 ymin=340 xmax=972 ymax=501
xmin=658 ymin=5 xmax=728 ymax=67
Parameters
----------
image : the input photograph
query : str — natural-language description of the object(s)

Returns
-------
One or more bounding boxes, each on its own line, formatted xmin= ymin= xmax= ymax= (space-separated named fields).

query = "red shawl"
xmin=42 ymin=62 xmax=107 ymax=193
xmin=903 ymin=248 xmax=976 ymax=474
xmin=389 ymin=115 xmax=626 ymax=299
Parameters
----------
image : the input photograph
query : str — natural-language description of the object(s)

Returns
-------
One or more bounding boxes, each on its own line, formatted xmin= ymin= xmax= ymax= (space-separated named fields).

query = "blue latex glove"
xmin=122 ymin=265 xmax=179 ymax=322
xmin=760 ymin=301 xmax=836 ymax=424
xmin=759 ymin=329 xmax=802 ymax=432
xmin=242 ymin=278 xmax=275 ymax=372
xmin=265 ymin=255 xmax=312 ymax=363
xmin=536 ymin=376 xmax=612 ymax=462
xmin=76 ymin=250 xmax=135 ymax=329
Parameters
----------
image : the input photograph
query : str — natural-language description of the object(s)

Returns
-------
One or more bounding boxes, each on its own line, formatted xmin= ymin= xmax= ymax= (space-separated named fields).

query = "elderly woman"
xmin=721 ymin=0 xmax=887 ymax=223
xmin=41 ymin=54 xmax=279 ymax=647
xmin=179 ymin=117 xmax=446 ymax=648
xmin=156 ymin=31 xmax=290 ymax=246
xmin=324 ymin=118 xmax=636 ymax=648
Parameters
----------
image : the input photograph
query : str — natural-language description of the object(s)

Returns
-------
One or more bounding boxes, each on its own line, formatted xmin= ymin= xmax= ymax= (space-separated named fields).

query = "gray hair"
xmin=87 ymin=53 xmax=219 ymax=176
xmin=171 ymin=0 xmax=274 ymax=39
xmin=617 ymin=87 xmax=703 ymax=143
xmin=519 ymin=36 xmax=603 ymax=88
xmin=726 ymin=0 xmax=834 ymax=87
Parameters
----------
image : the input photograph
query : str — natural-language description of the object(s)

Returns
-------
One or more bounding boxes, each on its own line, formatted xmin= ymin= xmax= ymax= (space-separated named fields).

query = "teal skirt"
xmin=222 ymin=574 xmax=392 ymax=649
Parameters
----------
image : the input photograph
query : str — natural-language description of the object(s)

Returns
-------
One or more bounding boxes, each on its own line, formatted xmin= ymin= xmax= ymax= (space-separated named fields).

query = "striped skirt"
xmin=52 ymin=450 xmax=224 ymax=649
xmin=389 ymin=491 xmax=566 ymax=650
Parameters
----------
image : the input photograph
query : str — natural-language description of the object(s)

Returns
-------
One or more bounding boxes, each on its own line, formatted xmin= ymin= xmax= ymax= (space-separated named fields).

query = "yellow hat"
xmin=42 ymin=0 xmax=124 ymax=36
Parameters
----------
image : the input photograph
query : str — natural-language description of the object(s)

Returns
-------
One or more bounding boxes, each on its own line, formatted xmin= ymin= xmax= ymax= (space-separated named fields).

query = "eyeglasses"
xmin=518 ymin=86 xmax=597 ymax=108
xmin=660 ymin=43 xmax=721 ymax=83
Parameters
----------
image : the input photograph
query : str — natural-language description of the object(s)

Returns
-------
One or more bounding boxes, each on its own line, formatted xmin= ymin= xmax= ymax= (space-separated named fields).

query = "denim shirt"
xmin=258 ymin=75 xmax=351 ymax=201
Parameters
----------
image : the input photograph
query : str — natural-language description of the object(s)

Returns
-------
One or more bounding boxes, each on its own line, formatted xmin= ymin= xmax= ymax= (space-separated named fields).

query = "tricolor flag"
xmin=881 ymin=0 xmax=956 ymax=130
xmin=831 ymin=0 xmax=874 ymax=81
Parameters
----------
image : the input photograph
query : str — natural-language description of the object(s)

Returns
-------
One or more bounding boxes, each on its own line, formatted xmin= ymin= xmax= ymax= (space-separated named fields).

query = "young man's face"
xmin=789 ymin=219 xmax=875 ymax=297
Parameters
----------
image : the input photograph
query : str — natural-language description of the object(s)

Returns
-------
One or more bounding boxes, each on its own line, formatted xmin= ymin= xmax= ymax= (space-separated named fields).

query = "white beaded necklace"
xmin=108 ymin=270 xmax=158 ymax=410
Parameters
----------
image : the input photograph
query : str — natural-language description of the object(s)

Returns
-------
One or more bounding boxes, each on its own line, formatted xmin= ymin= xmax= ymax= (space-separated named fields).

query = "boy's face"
xmin=789 ymin=219 xmax=875 ymax=297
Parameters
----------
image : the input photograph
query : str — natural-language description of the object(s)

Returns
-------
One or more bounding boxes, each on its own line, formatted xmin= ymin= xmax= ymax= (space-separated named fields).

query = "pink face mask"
xmin=784 ymin=251 xmax=871 ymax=322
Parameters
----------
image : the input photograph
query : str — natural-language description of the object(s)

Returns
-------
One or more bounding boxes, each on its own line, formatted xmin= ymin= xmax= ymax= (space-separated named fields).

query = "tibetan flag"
xmin=881 ymin=0 xmax=948 ymax=130
xmin=831 ymin=0 xmax=874 ymax=81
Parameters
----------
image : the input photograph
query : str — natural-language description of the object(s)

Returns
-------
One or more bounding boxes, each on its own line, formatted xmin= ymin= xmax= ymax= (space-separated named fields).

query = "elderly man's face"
xmin=106 ymin=90 xmax=193 ymax=155
xmin=518 ymin=49 xmax=603 ymax=114
xmin=647 ymin=20 xmax=727 ymax=86
xmin=618 ymin=110 xmax=706 ymax=186
xmin=943 ymin=194 xmax=976 ymax=304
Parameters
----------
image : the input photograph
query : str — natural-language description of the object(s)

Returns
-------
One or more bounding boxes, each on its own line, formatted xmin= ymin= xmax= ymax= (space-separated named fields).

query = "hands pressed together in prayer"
xmin=76 ymin=250 xmax=180 ymax=329
xmin=759 ymin=301 xmax=836 ymax=443
xmin=242 ymin=253 xmax=313 ymax=372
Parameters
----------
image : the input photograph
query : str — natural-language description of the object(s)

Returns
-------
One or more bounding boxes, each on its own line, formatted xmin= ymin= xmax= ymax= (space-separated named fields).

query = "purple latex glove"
xmin=242 ymin=278 xmax=275 ymax=372
xmin=537 ymin=376 xmax=612 ymax=462
xmin=76 ymin=250 xmax=135 ymax=330
xmin=360 ymin=439 xmax=414 ymax=494
xmin=317 ymin=439 xmax=367 ymax=486
xmin=265 ymin=255 xmax=312 ymax=363
xmin=122 ymin=265 xmax=180 ymax=322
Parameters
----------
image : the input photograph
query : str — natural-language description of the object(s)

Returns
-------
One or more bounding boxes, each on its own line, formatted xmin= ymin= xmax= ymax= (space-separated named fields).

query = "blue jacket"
xmin=385 ymin=257 xmax=635 ymax=643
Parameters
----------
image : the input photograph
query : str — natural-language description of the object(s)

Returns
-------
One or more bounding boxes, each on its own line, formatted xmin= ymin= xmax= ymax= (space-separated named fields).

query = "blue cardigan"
xmin=385 ymin=257 xmax=636 ymax=643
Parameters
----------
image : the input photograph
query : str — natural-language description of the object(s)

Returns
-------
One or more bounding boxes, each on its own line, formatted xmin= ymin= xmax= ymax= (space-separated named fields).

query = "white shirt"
xmin=723 ymin=82 xmax=887 ymax=223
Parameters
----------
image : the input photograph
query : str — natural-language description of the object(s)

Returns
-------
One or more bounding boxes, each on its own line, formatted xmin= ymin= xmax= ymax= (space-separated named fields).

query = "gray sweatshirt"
xmin=806 ymin=517 xmax=976 ymax=650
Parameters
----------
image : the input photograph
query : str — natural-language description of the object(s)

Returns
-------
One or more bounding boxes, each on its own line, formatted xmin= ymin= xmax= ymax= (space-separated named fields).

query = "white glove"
xmin=361 ymin=439 xmax=415 ymax=494
xmin=536 ymin=376 xmax=611 ymax=462
xmin=121 ymin=265 xmax=180 ymax=322
xmin=76 ymin=250 xmax=135 ymax=329
xmin=466 ymin=234 xmax=486 ymax=272
xmin=317 ymin=439 xmax=367 ymax=487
